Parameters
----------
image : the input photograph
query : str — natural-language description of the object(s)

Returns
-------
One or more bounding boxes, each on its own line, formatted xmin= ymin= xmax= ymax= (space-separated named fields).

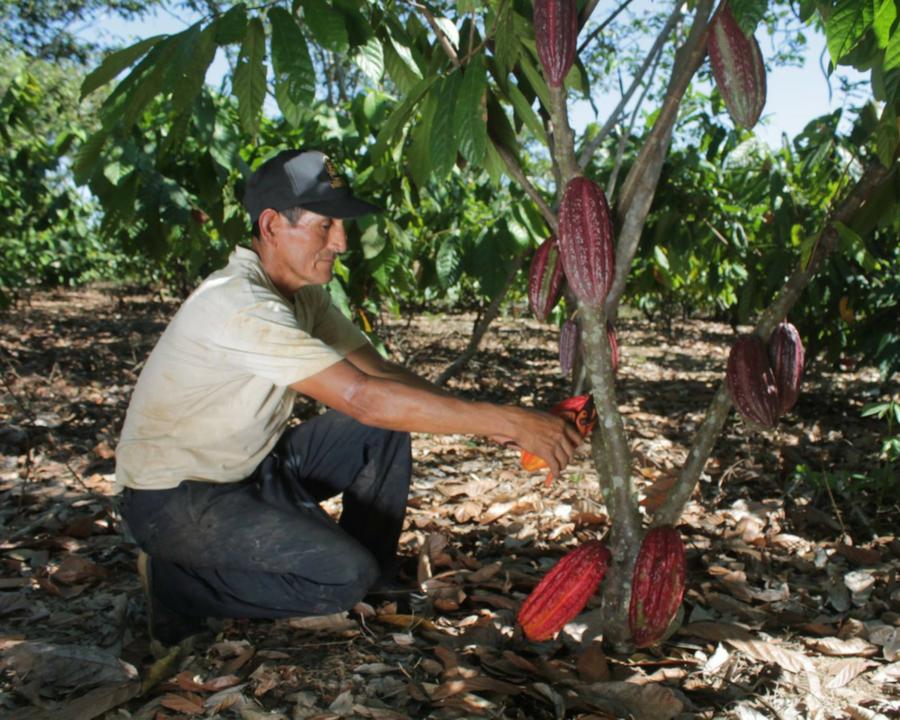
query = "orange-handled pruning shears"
xmin=520 ymin=394 xmax=597 ymax=486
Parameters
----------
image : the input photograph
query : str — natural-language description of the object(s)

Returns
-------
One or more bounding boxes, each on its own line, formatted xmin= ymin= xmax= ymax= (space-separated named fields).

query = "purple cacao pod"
xmin=726 ymin=334 xmax=780 ymax=428
xmin=533 ymin=0 xmax=579 ymax=88
xmin=559 ymin=319 xmax=579 ymax=375
xmin=768 ymin=321 xmax=804 ymax=415
xmin=558 ymin=176 xmax=615 ymax=307
xmin=529 ymin=237 xmax=565 ymax=322
xmin=707 ymin=4 xmax=767 ymax=129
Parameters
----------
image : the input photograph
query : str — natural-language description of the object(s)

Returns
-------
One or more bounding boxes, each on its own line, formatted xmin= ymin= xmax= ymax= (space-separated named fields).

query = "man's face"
xmin=271 ymin=210 xmax=347 ymax=289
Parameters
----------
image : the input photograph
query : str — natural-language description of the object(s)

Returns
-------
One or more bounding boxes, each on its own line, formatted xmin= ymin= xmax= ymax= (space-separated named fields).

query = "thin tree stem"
xmin=578 ymin=3 xmax=682 ymax=169
xmin=493 ymin=141 xmax=557 ymax=232
xmin=577 ymin=0 xmax=635 ymax=55
xmin=604 ymin=0 xmax=714 ymax=320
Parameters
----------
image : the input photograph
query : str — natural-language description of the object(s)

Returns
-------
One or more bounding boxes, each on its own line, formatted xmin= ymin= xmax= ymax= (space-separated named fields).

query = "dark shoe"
xmin=137 ymin=550 xmax=205 ymax=647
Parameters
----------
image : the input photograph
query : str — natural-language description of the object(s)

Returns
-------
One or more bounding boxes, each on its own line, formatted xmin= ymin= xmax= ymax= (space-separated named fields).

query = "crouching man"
xmin=115 ymin=149 xmax=581 ymax=645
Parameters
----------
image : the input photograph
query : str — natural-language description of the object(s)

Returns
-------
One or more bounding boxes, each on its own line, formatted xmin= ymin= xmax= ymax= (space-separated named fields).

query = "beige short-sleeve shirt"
xmin=114 ymin=247 xmax=369 ymax=491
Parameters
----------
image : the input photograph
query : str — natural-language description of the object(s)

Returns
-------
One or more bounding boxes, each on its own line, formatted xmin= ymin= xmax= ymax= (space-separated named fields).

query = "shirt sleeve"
xmin=301 ymin=286 xmax=371 ymax=357
xmin=213 ymin=295 xmax=346 ymax=387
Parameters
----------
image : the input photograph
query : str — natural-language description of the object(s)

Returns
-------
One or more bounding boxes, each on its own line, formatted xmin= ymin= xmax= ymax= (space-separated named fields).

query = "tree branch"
xmin=654 ymin=156 xmax=899 ymax=526
xmin=493 ymin=140 xmax=557 ymax=232
xmin=606 ymin=37 xmax=665 ymax=200
xmin=603 ymin=0 xmax=714 ymax=320
xmin=577 ymin=0 xmax=635 ymax=56
xmin=578 ymin=4 xmax=682 ymax=169
xmin=412 ymin=1 xmax=460 ymax=68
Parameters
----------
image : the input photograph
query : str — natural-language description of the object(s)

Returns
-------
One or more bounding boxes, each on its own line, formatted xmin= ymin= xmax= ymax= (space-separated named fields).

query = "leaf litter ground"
xmin=0 ymin=286 xmax=898 ymax=720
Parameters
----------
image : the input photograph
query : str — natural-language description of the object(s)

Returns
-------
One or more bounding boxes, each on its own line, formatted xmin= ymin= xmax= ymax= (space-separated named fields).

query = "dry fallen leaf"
xmin=583 ymin=680 xmax=683 ymax=720
xmin=50 ymin=553 xmax=106 ymax=585
xmin=160 ymin=692 xmax=205 ymax=714
xmin=824 ymin=658 xmax=876 ymax=689
xmin=286 ymin=612 xmax=358 ymax=633
xmin=576 ymin=641 xmax=610 ymax=683
xmin=805 ymin=636 xmax=879 ymax=657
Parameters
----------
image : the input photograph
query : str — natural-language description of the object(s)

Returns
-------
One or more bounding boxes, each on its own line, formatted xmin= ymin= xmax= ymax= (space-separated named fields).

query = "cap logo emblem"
xmin=323 ymin=156 xmax=346 ymax=189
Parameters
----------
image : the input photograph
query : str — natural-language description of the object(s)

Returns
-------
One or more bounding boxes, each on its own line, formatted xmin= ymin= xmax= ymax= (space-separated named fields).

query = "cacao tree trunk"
xmin=543 ymin=0 xmax=715 ymax=648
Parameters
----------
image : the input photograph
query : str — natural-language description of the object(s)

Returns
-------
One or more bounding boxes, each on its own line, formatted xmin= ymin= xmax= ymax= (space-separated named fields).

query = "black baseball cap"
xmin=243 ymin=149 xmax=382 ymax=223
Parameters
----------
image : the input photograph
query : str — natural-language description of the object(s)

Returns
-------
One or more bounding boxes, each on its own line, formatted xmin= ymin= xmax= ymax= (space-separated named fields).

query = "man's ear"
xmin=257 ymin=208 xmax=280 ymax=243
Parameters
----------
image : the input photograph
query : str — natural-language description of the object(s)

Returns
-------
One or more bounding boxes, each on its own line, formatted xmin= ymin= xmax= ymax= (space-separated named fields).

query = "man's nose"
xmin=329 ymin=219 xmax=347 ymax=252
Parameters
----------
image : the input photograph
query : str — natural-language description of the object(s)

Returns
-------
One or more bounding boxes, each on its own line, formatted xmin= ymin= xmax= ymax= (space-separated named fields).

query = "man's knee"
xmin=323 ymin=546 xmax=379 ymax=607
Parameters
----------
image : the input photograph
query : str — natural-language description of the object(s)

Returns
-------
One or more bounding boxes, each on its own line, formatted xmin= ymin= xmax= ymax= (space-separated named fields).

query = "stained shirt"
xmin=114 ymin=246 xmax=368 ymax=491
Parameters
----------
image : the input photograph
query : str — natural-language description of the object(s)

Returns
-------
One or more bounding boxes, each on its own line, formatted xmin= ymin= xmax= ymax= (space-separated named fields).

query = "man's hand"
xmin=490 ymin=407 xmax=582 ymax=477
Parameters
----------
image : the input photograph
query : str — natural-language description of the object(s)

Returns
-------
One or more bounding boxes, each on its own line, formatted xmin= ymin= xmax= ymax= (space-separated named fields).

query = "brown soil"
xmin=0 ymin=286 xmax=897 ymax=720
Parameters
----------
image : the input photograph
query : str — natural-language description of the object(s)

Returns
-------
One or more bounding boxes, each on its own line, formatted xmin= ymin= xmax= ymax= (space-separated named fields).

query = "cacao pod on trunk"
xmin=726 ymin=334 xmax=779 ymax=428
xmin=518 ymin=539 xmax=611 ymax=641
xmin=558 ymin=177 xmax=615 ymax=307
xmin=768 ymin=321 xmax=804 ymax=415
xmin=628 ymin=525 xmax=686 ymax=648
xmin=707 ymin=4 xmax=767 ymax=129
xmin=559 ymin=319 xmax=579 ymax=376
xmin=529 ymin=237 xmax=565 ymax=322
xmin=533 ymin=0 xmax=578 ymax=88
xmin=607 ymin=322 xmax=619 ymax=374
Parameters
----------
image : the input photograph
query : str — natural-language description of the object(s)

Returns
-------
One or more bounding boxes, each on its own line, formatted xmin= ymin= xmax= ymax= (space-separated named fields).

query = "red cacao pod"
xmin=559 ymin=319 xmax=579 ymax=376
xmin=607 ymin=322 xmax=619 ymax=374
xmin=533 ymin=0 xmax=578 ymax=88
xmin=558 ymin=177 xmax=615 ymax=307
xmin=518 ymin=539 xmax=611 ymax=641
xmin=707 ymin=4 xmax=767 ymax=129
xmin=628 ymin=525 xmax=686 ymax=648
xmin=768 ymin=321 xmax=804 ymax=415
xmin=529 ymin=237 xmax=565 ymax=322
xmin=726 ymin=334 xmax=779 ymax=428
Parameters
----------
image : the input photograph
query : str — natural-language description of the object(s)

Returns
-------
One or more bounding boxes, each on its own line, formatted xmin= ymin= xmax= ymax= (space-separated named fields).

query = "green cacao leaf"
xmin=233 ymin=17 xmax=267 ymax=137
xmin=383 ymin=35 xmax=423 ymax=92
xmin=354 ymin=37 xmax=384 ymax=82
xmin=825 ymin=1 xmax=874 ymax=65
xmin=270 ymin=7 xmax=316 ymax=127
xmin=359 ymin=218 xmax=386 ymax=259
xmin=300 ymin=0 xmax=349 ymax=53
xmin=875 ymin=105 xmax=899 ymax=167
xmin=216 ymin=3 xmax=248 ymax=45
xmin=885 ymin=26 xmax=900 ymax=70
xmin=170 ymin=23 xmax=217 ymax=116
xmin=505 ymin=82 xmax=544 ymax=140
xmin=409 ymin=90 xmax=437 ymax=188
xmin=436 ymin=237 xmax=463 ymax=289
xmin=371 ymin=75 xmax=437 ymax=162
xmin=80 ymin=35 xmax=165 ymax=99
xmin=493 ymin=2 xmax=518 ymax=75
xmin=97 ymin=33 xmax=178 ymax=128
xmin=874 ymin=0 xmax=897 ymax=49
xmin=454 ymin=55 xmax=488 ymax=166
xmin=429 ymin=72 xmax=461 ymax=179
xmin=518 ymin=50 xmax=551 ymax=111
xmin=73 ymin=131 xmax=109 ymax=185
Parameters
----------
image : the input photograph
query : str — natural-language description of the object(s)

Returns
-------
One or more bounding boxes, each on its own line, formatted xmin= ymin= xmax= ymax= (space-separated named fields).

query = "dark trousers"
xmin=120 ymin=411 xmax=412 ymax=619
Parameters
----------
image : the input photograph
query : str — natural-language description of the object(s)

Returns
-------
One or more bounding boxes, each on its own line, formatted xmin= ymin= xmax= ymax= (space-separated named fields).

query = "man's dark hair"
xmin=251 ymin=207 xmax=308 ymax=240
